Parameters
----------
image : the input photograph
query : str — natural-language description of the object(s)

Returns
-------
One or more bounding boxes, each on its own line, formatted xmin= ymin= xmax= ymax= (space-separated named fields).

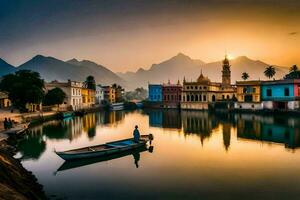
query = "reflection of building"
xmin=222 ymin=123 xmax=231 ymax=151
xmin=45 ymin=80 xmax=83 ymax=110
xmin=236 ymin=114 xmax=300 ymax=149
xmin=148 ymin=110 xmax=182 ymax=129
xmin=261 ymin=79 xmax=300 ymax=110
xmin=148 ymin=84 xmax=162 ymax=102
xmin=0 ymin=91 xmax=11 ymax=108
xmin=101 ymin=111 xmax=125 ymax=126
xmin=162 ymin=80 xmax=182 ymax=109
xmin=235 ymin=80 xmax=262 ymax=110
xmin=181 ymin=111 xmax=218 ymax=143
xmin=181 ymin=56 xmax=236 ymax=110
xmin=82 ymin=88 xmax=95 ymax=108
xmin=82 ymin=113 xmax=96 ymax=138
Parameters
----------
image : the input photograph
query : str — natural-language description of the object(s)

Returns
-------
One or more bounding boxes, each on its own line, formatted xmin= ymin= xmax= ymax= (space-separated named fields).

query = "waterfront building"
xmin=45 ymin=80 xmax=83 ymax=110
xmin=25 ymin=103 xmax=42 ymax=112
xmin=95 ymin=85 xmax=105 ymax=104
xmin=261 ymin=79 xmax=300 ymax=110
xmin=0 ymin=91 xmax=11 ymax=108
xmin=112 ymin=84 xmax=125 ymax=102
xmin=82 ymin=88 xmax=96 ymax=108
xmin=234 ymin=80 xmax=263 ymax=110
xmin=102 ymin=86 xmax=116 ymax=104
xmin=162 ymin=80 xmax=182 ymax=109
xmin=181 ymin=56 xmax=236 ymax=110
xmin=148 ymin=84 xmax=162 ymax=102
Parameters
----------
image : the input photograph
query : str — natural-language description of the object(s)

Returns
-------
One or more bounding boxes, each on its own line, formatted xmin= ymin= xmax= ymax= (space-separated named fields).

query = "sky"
xmin=0 ymin=0 xmax=299 ymax=72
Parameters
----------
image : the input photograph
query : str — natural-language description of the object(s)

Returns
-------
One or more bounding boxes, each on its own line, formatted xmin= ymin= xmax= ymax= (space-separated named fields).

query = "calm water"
xmin=16 ymin=109 xmax=300 ymax=200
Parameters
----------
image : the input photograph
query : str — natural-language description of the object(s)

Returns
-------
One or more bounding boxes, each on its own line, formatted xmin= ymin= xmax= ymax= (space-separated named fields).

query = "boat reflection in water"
xmin=56 ymin=145 xmax=154 ymax=173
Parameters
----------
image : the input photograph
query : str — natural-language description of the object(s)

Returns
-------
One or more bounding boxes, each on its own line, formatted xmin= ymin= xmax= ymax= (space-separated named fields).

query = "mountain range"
xmin=118 ymin=53 xmax=289 ymax=90
xmin=0 ymin=53 xmax=290 ymax=90
xmin=0 ymin=58 xmax=17 ymax=77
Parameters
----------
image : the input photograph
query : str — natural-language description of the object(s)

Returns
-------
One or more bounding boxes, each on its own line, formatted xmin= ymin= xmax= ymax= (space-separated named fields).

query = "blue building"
xmin=261 ymin=79 xmax=300 ymax=110
xmin=148 ymin=84 xmax=162 ymax=102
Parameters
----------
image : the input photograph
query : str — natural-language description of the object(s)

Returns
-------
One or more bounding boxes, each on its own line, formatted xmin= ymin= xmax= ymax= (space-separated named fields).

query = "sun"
xmin=226 ymin=54 xmax=235 ymax=60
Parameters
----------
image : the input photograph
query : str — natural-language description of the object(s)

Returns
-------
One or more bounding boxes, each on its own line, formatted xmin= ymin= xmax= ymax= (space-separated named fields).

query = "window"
xmin=253 ymin=88 xmax=256 ymax=93
xmin=203 ymin=95 xmax=206 ymax=101
xmin=267 ymin=88 xmax=272 ymax=97
xmin=187 ymin=95 xmax=190 ymax=102
xmin=195 ymin=86 xmax=198 ymax=89
xmin=187 ymin=86 xmax=189 ymax=89
xmin=284 ymin=88 xmax=289 ymax=96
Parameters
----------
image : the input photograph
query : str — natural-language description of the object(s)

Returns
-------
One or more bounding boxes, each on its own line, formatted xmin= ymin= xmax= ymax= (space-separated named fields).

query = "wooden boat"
xmin=2 ymin=122 xmax=30 ymax=136
xmin=59 ymin=111 xmax=74 ymax=119
xmin=55 ymin=134 xmax=154 ymax=161
xmin=110 ymin=102 xmax=124 ymax=111
xmin=56 ymin=146 xmax=150 ymax=173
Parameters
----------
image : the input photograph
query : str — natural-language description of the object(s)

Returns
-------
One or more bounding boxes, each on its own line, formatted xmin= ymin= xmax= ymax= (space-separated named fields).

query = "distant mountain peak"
xmin=67 ymin=58 xmax=79 ymax=63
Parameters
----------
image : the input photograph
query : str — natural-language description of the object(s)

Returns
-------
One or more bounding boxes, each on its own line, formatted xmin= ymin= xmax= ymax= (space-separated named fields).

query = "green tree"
xmin=44 ymin=87 xmax=66 ymax=109
xmin=0 ymin=70 xmax=45 ymax=112
xmin=85 ymin=75 xmax=96 ymax=90
xmin=290 ymin=64 xmax=298 ymax=73
xmin=241 ymin=72 xmax=249 ymax=80
xmin=264 ymin=66 xmax=276 ymax=79
xmin=285 ymin=64 xmax=300 ymax=79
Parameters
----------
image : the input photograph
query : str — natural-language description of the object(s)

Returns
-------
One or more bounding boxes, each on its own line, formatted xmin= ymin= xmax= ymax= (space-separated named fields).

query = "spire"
xmin=183 ymin=76 xmax=186 ymax=84
xmin=168 ymin=79 xmax=170 ymax=84
xmin=177 ymin=79 xmax=180 ymax=85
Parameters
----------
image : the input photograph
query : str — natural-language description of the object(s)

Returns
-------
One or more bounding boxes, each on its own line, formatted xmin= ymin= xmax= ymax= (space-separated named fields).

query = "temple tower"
xmin=222 ymin=55 xmax=231 ymax=87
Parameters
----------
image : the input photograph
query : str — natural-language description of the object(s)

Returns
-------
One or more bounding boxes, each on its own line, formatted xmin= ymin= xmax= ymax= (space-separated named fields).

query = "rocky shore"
xmin=0 ymin=136 xmax=47 ymax=200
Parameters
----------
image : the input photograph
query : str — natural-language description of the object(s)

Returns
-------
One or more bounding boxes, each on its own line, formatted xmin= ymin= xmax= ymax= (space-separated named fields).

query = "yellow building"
xmin=26 ymin=103 xmax=42 ymax=112
xmin=103 ymin=86 xmax=116 ymax=104
xmin=234 ymin=80 xmax=262 ymax=110
xmin=82 ymin=88 xmax=96 ymax=108
xmin=0 ymin=91 xmax=11 ymax=108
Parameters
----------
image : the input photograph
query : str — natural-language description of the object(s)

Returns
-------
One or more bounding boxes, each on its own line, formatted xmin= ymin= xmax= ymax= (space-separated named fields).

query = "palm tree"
xmin=264 ymin=66 xmax=276 ymax=79
xmin=290 ymin=64 xmax=298 ymax=73
xmin=241 ymin=72 xmax=249 ymax=80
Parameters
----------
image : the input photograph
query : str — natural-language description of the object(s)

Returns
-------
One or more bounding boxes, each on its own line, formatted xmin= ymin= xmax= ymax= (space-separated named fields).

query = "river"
xmin=16 ymin=109 xmax=300 ymax=199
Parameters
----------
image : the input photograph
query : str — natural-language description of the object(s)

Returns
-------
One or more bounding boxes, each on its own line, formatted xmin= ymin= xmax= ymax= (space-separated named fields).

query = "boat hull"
xmin=56 ymin=135 xmax=152 ymax=161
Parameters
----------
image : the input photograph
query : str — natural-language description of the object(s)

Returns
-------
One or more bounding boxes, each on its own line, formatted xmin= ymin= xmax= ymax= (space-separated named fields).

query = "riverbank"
xmin=0 ymin=139 xmax=46 ymax=200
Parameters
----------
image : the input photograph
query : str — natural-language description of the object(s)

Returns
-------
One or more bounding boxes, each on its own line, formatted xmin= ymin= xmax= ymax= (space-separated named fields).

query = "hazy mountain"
xmin=117 ymin=53 xmax=206 ymax=90
xmin=118 ymin=53 xmax=288 ymax=90
xmin=17 ymin=55 xmax=125 ymax=86
xmin=0 ymin=58 xmax=16 ymax=76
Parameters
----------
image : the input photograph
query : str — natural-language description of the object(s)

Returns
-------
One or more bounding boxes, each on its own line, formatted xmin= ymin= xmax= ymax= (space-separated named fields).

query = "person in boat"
xmin=133 ymin=125 xmax=140 ymax=143
xmin=3 ymin=118 xmax=8 ymax=130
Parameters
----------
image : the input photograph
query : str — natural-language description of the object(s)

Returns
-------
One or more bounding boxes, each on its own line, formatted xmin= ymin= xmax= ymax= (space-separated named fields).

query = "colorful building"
xmin=0 ymin=91 xmax=11 ymax=108
xmin=95 ymin=85 xmax=105 ymax=104
xmin=82 ymin=88 xmax=96 ymax=108
xmin=148 ymin=84 xmax=162 ymax=102
xmin=162 ymin=80 xmax=182 ymax=109
xmin=234 ymin=80 xmax=262 ymax=110
xmin=103 ymin=86 xmax=116 ymax=104
xmin=261 ymin=79 xmax=300 ymax=110
xmin=181 ymin=56 xmax=236 ymax=110
xmin=45 ymin=80 xmax=83 ymax=111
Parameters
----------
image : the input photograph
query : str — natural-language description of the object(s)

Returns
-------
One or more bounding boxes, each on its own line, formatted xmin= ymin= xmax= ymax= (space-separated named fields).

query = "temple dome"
xmin=197 ymin=72 xmax=211 ymax=83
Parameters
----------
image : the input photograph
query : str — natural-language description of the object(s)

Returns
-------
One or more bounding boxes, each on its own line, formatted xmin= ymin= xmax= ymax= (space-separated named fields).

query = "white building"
xmin=45 ymin=80 xmax=83 ymax=111
xmin=96 ymin=85 xmax=105 ymax=104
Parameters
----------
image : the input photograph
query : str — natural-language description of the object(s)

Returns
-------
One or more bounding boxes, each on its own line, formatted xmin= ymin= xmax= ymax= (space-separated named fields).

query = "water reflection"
xmin=17 ymin=110 xmax=300 ymax=199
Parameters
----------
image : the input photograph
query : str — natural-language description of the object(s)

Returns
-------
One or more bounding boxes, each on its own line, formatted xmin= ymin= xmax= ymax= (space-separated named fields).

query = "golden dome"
xmin=197 ymin=72 xmax=210 ymax=83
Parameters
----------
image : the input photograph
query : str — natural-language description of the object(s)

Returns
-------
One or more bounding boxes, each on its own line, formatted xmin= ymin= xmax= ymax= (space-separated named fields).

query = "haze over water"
xmin=15 ymin=110 xmax=300 ymax=199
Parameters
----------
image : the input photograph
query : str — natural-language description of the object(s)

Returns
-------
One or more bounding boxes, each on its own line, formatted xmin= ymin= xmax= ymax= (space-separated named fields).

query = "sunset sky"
xmin=0 ymin=0 xmax=299 ymax=72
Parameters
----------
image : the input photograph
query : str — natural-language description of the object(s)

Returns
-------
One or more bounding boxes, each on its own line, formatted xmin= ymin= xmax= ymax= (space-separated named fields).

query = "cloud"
xmin=289 ymin=32 xmax=298 ymax=35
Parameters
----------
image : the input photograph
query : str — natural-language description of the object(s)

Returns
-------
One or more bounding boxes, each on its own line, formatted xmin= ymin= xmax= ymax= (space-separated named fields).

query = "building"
xmin=181 ymin=56 xmax=236 ymax=110
xmin=0 ymin=91 xmax=11 ymax=108
xmin=148 ymin=84 xmax=162 ymax=102
xmin=112 ymin=84 xmax=124 ymax=102
xmin=235 ymin=80 xmax=263 ymax=110
xmin=261 ymin=79 xmax=300 ymax=110
xmin=95 ymin=85 xmax=105 ymax=104
xmin=103 ymin=86 xmax=116 ymax=104
xmin=162 ymin=80 xmax=182 ymax=109
xmin=26 ymin=103 xmax=42 ymax=112
xmin=82 ymin=88 xmax=96 ymax=108
xmin=45 ymin=80 xmax=83 ymax=111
